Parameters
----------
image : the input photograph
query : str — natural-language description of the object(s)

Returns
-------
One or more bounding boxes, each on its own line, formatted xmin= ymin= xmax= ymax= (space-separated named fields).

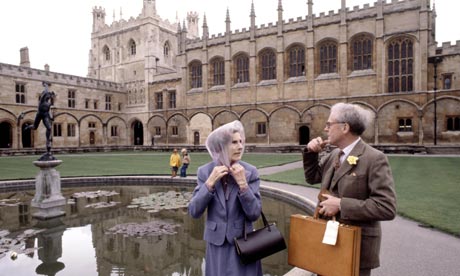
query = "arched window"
xmin=398 ymin=118 xmax=413 ymax=132
xmin=190 ymin=61 xmax=202 ymax=89
xmin=259 ymin=49 xmax=276 ymax=80
xmin=288 ymin=45 xmax=305 ymax=77
xmin=210 ymin=57 xmax=225 ymax=86
xmin=129 ymin=39 xmax=136 ymax=56
xmin=103 ymin=46 xmax=111 ymax=61
xmin=388 ymin=37 xmax=414 ymax=93
xmin=234 ymin=53 xmax=249 ymax=83
xmin=318 ymin=40 xmax=337 ymax=74
xmin=447 ymin=116 xmax=460 ymax=131
xmin=164 ymin=42 xmax=170 ymax=57
xmin=443 ymin=74 xmax=452 ymax=90
xmin=351 ymin=34 xmax=373 ymax=71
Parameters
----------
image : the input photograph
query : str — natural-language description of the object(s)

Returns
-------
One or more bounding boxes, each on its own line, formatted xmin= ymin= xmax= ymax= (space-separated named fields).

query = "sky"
xmin=0 ymin=0 xmax=458 ymax=77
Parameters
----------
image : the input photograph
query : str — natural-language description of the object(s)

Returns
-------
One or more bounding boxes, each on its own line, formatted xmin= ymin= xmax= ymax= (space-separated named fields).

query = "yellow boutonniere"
xmin=347 ymin=155 xmax=359 ymax=165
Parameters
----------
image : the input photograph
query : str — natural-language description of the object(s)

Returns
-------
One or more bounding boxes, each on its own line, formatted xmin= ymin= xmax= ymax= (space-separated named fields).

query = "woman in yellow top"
xmin=170 ymin=148 xmax=181 ymax=178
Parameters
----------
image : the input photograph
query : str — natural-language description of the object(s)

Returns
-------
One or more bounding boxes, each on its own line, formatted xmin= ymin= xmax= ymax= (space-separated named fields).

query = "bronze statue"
xmin=26 ymin=81 xmax=56 ymax=161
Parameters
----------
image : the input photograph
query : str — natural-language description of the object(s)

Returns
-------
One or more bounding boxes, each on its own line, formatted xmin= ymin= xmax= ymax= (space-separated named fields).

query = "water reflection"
xmin=0 ymin=186 xmax=305 ymax=275
xmin=35 ymin=218 xmax=65 ymax=275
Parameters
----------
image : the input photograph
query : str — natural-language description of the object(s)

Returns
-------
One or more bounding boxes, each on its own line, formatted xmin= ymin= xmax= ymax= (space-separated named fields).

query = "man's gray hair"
xmin=331 ymin=103 xmax=373 ymax=135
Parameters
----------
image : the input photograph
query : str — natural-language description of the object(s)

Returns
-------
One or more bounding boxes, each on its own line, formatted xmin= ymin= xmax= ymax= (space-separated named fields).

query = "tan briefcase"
xmin=288 ymin=214 xmax=361 ymax=276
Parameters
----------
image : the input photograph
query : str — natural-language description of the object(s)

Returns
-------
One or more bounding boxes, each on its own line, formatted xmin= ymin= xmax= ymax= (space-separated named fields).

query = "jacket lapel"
xmin=329 ymin=140 xmax=365 ymax=191
xmin=216 ymin=180 xmax=227 ymax=209
xmin=228 ymin=178 xmax=237 ymax=200
xmin=324 ymin=165 xmax=336 ymax=190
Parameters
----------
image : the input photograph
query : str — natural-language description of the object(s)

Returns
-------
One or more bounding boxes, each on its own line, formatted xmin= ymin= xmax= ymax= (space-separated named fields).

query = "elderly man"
xmin=303 ymin=102 xmax=397 ymax=276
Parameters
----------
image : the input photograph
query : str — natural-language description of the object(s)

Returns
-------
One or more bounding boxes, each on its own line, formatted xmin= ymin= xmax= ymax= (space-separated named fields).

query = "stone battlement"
xmin=437 ymin=41 xmax=460 ymax=56
xmin=184 ymin=0 xmax=424 ymax=49
xmin=94 ymin=12 xmax=178 ymax=37
xmin=0 ymin=62 xmax=124 ymax=92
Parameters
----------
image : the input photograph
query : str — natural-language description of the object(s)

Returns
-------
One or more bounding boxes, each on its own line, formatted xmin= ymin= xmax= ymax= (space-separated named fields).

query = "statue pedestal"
xmin=31 ymin=160 xmax=66 ymax=219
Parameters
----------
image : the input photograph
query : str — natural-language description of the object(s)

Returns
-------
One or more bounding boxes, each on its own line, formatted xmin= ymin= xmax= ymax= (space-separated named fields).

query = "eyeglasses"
xmin=325 ymin=121 xmax=345 ymax=129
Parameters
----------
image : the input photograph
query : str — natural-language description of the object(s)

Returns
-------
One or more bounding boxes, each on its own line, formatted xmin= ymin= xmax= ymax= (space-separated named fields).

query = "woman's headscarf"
xmin=205 ymin=120 xmax=246 ymax=168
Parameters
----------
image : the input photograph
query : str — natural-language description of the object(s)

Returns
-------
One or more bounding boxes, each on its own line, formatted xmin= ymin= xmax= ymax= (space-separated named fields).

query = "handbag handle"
xmin=242 ymin=211 xmax=270 ymax=241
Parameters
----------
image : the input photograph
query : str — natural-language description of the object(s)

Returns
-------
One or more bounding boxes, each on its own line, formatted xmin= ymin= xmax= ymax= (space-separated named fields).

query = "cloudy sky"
xmin=0 ymin=0 xmax=457 ymax=77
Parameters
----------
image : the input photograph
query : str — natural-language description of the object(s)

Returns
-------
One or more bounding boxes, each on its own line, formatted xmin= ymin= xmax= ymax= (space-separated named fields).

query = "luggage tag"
xmin=322 ymin=220 xmax=339 ymax=245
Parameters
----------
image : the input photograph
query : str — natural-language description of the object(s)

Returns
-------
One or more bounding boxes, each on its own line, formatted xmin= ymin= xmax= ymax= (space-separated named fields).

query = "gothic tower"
xmin=92 ymin=6 xmax=106 ymax=32
xmin=142 ymin=0 xmax=157 ymax=18
xmin=187 ymin=12 xmax=199 ymax=39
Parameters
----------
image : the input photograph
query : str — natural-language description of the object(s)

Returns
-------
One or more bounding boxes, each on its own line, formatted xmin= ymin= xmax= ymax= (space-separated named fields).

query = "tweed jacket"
xmin=303 ymin=140 xmax=397 ymax=269
xmin=188 ymin=160 xmax=262 ymax=246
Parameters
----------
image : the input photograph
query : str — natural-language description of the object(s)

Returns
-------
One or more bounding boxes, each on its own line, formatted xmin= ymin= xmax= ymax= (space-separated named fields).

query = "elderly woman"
xmin=188 ymin=120 xmax=262 ymax=275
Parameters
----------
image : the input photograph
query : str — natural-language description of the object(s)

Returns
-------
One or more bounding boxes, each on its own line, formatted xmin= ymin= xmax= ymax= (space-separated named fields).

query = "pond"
xmin=0 ymin=184 xmax=308 ymax=276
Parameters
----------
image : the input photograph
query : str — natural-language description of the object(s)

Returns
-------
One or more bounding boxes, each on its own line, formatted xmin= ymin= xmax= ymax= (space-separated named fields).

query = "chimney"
xmin=44 ymin=64 xmax=50 ymax=72
xmin=20 ymin=47 xmax=30 ymax=67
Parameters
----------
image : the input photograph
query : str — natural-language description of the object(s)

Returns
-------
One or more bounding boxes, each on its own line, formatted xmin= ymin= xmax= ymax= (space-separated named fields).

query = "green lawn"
xmin=260 ymin=156 xmax=460 ymax=237
xmin=1 ymin=152 xmax=459 ymax=236
xmin=0 ymin=152 xmax=301 ymax=180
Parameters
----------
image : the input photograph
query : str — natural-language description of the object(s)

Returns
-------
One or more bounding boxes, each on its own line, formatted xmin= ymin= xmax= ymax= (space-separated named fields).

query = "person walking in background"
xmin=188 ymin=120 xmax=263 ymax=276
xmin=303 ymin=102 xmax=397 ymax=276
xmin=169 ymin=148 xmax=181 ymax=178
xmin=180 ymin=148 xmax=191 ymax=177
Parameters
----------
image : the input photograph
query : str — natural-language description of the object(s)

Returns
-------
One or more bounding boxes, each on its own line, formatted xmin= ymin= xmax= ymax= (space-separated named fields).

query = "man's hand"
xmin=307 ymin=136 xmax=329 ymax=153
xmin=318 ymin=194 xmax=341 ymax=217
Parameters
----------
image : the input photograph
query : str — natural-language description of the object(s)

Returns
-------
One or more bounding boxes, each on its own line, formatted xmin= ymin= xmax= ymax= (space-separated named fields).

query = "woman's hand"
xmin=205 ymin=165 xmax=229 ymax=189
xmin=230 ymin=163 xmax=248 ymax=191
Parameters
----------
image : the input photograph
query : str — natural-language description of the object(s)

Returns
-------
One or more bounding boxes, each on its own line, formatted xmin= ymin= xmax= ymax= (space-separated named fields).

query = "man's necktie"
xmin=334 ymin=151 xmax=344 ymax=170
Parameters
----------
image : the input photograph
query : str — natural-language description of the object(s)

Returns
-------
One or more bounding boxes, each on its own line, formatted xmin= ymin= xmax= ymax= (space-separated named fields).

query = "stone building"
xmin=0 ymin=0 xmax=459 ymax=151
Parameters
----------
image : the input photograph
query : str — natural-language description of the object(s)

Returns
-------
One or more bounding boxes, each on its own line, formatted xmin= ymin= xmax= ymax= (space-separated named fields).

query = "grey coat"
xmin=303 ymin=140 xmax=397 ymax=269
xmin=188 ymin=160 xmax=263 ymax=275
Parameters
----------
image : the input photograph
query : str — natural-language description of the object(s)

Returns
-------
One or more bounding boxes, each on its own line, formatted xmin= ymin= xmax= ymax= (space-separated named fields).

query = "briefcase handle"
xmin=314 ymin=189 xmax=337 ymax=221
xmin=242 ymin=211 xmax=271 ymax=241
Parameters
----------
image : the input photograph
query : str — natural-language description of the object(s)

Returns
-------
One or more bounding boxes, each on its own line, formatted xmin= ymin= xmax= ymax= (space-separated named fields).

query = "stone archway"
xmin=299 ymin=125 xmax=310 ymax=145
xmin=89 ymin=131 xmax=95 ymax=145
xmin=193 ymin=131 xmax=200 ymax=145
xmin=133 ymin=120 xmax=144 ymax=145
xmin=0 ymin=122 xmax=12 ymax=148
xmin=22 ymin=123 xmax=33 ymax=148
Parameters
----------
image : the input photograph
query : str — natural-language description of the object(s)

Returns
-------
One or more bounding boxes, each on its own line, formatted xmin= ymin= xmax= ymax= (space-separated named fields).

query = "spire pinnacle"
xmin=226 ymin=7 xmax=231 ymax=23
xmin=203 ymin=13 xmax=208 ymax=27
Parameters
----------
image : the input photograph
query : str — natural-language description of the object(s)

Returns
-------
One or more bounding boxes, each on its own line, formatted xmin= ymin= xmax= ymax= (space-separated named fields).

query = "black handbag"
xmin=234 ymin=211 xmax=287 ymax=264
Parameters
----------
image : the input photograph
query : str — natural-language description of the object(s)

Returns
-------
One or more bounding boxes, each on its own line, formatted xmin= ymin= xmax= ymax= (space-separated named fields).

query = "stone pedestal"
xmin=31 ymin=160 xmax=66 ymax=219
